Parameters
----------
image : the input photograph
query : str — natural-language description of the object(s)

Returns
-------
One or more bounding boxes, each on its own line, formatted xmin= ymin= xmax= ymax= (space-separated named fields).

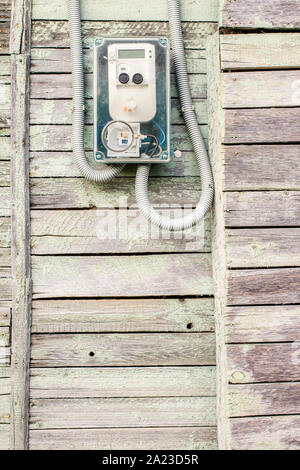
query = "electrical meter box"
xmin=93 ymin=37 xmax=172 ymax=164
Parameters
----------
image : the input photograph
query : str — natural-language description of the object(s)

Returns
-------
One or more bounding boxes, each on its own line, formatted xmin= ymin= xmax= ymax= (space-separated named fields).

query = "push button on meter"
xmin=133 ymin=73 xmax=143 ymax=85
xmin=119 ymin=73 xmax=130 ymax=84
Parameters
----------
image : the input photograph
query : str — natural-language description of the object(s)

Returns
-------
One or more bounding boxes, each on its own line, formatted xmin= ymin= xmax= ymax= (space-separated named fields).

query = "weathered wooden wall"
xmin=208 ymin=0 xmax=300 ymax=450
xmin=0 ymin=0 xmax=12 ymax=451
xmin=26 ymin=0 xmax=218 ymax=450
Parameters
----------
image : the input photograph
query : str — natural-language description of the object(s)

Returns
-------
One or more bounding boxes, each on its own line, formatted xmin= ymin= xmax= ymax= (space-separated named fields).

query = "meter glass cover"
xmin=118 ymin=49 xmax=145 ymax=59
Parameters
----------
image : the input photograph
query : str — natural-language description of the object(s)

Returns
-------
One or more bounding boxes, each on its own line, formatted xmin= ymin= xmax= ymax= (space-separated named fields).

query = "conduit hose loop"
xmin=68 ymin=0 xmax=125 ymax=182
xmin=135 ymin=0 xmax=214 ymax=230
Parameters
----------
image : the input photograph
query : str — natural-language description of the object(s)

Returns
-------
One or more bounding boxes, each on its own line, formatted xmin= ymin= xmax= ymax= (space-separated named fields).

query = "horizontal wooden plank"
xmin=230 ymin=415 xmax=300 ymax=450
xmin=0 ymin=424 xmax=9 ymax=450
xmin=0 ymin=247 xmax=10 ymax=277
xmin=0 ymin=137 xmax=10 ymax=160
xmin=30 ymin=98 xmax=207 ymax=126
xmin=0 ymin=395 xmax=9 ymax=423
xmin=30 ymin=48 xmax=207 ymax=75
xmin=30 ymin=125 xmax=208 ymax=152
xmin=226 ymin=228 xmax=300 ymax=268
xmin=225 ymin=305 xmax=300 ymax=343
xmin=29 ymin=151 xmax=202 ymax=178
xmin=31 ymin=333 xmax=216 ymax=367
xmin=30 ymin=74 xmax=206 ymax=100
xmin=31 ymin=298 xmax=215 ymax=333
xmin=0 ymin=188 xmax=10 ymax=216
xmin=30 ymin=177 xmax=207 ymax=210
xmin=223 ymin=145 xmax=300 ymax=191
xmin=0 ymin=0 xmax=11 ymax=20
xmin=0 ymin=128 xmax=10 ymax=137
xmin=29 ymin=396 xmax=216 ymax=429
xmin=0 ymin=306 xmax=10 ymax=327
xmin=227 ymin=268 xmax=300 ymax=305
xmin=0 ymin=162 xmax=10 ymax=185
xmin=32 ymin=254 xmax=213 ymax=298
xmin=32 ymin=0 xmax=218 ymax=21
xmin=0 ymin=377 xmax=9 ymax=395
xmin=31 ymin=21 xmax=217 ymax=50
xmin=30 ymin=209 xmax=211 ymax=254
xmin=221 ymin=0 xmax=300 ymax=29
xmin=30 ymin=366 xmax=216 ymax=398
xmin=223 ymin=71 xmax=300 ymax=108
xmin=0 ymin=22 xmax=9 ymax=54
xmin=225 ymin=191 xmax=300 ymax=227
xmin=29 ymin=426 xmax=217 ymax=450
xmin=0 ymin=350 xmax=10 ymax=366
xmin=0 ymin=218 xmax=10 ymax=248
xmin=227 ymin=343 xmax=300 ymax=383
xmin=224 ymin=109 xmax=300 ymax=144
xmin=0 ymin=82 xmax=10 ymax=127
xmin=0 ymin=56 xmax=10 ymax=76
xmin=221 ymin=33 xmax=300 ymax=70
xmin=0 ymin=367 xmax=10 ymax=378
xmin=229 ymin=382 xmax=300 ymax=417
xmin=0 ymin=327 xmax=9 ymax=347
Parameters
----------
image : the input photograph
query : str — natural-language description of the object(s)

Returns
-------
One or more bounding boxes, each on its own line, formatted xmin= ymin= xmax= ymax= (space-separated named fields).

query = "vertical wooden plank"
xmin=10 ymin=0 xmax=31 ymax=450
xmin=207 ymin=32 xmax=231 ymax=450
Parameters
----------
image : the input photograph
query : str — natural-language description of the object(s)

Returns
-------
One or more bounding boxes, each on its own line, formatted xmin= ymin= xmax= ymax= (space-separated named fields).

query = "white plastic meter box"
xmin=93 ymin=38 xmax=172 ymax=164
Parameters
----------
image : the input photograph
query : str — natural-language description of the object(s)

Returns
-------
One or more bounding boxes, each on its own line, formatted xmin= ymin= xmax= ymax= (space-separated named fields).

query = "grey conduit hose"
xmin=68 ymin=0 xmax=125 ymax=182
xmin=135 ymin=0 xmax=214 ymax=230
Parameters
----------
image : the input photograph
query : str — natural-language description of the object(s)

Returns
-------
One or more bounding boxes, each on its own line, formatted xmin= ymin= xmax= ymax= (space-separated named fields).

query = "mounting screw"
xmin=95 ymin=38 xmax=104 ymax=46
xmin=95 ymin=152 xmax=104 ymax=161
xmin=159 ymin=37 xmax=168 ymax=47
xmin=174 ymin=150 xmax=182 ymax=159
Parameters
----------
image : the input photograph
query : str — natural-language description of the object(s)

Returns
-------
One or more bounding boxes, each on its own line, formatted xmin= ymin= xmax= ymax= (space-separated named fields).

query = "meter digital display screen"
xmin=118 ymin=49 xmax=145 ymax=59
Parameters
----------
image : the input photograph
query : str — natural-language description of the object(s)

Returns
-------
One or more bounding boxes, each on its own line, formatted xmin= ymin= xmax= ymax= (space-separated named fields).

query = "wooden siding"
xmin=28 ymin=1 xmax=218 ymax=450
xmin=208 ymin=1 xmax=300 ymax=450
xmin=0 ymin=0 xmax=12 ymax=451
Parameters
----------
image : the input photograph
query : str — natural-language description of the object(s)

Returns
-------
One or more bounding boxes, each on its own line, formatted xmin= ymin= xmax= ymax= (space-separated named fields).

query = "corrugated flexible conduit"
xmin=68 ymin=0 xmax=214 ymax=228
xmin=68 ymin=0 xmax=125 ymax=182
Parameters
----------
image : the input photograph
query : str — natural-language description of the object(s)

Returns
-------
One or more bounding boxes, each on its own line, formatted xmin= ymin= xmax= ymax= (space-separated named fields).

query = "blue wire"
xmin=153 ymin=120 xmax=166 ymax=146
